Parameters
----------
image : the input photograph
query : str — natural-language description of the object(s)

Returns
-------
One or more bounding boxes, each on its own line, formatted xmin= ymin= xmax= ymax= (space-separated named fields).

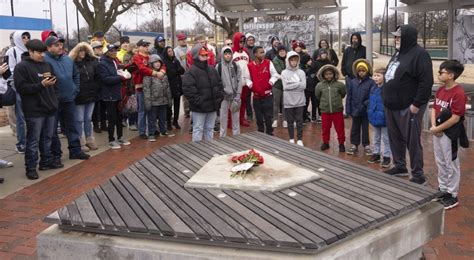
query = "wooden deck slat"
xmin=121 ymin=169 xmax=194 ymax=237
xmin=57 ymin=206 xmax=71 ymax=226
xmin=85 ymin=190 xmax=115 ymax=229
xmin=65 ymin=202 xmax=83 ymax=226
xmin=99 ymin=181 xmax=147 ymax=232
xmin=75 ymin=195 xmax=102 ymax=228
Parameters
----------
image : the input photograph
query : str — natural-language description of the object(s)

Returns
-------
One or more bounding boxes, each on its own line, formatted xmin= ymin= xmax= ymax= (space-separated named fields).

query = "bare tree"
xmin=72 ymin=0 xmax=157 ymax=33
xmin=139 ymin=18 xmax=164 ymax=33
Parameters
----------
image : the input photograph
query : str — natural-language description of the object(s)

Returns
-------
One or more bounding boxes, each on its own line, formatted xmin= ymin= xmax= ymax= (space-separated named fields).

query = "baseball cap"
xmin=156 ymin=34 xmax=165 ymax=42
xmin=137 ymin=39 xmax=151 ymax=47
xmin=391 ymin=27 xmax=402 ymax=37
xmin=198 ymin=47 xmax=208 ymax=56
xmin=103 ymin=44 xmax=119 ymax=53
xmin=45 ymin=36 xmax=62 ymax=46
xmin=120 ymin=36 xmax=130 ymax=44
xmin=177 ymin=33 xmax=187 ymax=41
xmin=93 ymin=31 xmax=104 ymax=38
xmin=90 ymin=41 xmax=102 ymax=49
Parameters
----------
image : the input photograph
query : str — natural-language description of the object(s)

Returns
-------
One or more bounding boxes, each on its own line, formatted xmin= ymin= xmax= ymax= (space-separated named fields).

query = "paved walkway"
xmin=0 ymin=116 xmax=472 ymax=259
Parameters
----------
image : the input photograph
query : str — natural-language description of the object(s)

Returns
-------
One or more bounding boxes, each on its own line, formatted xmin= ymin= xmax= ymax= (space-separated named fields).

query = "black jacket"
xmin=265 ymin=48 xmax=278 ymax=61
xmin=163 ymin=47 xmax=185 ymax=98
xmin=75 ymin=57 xmax=99 ymax=104
xmin=382 ymin=25 xmax=434 ymax=110
xmin=341 ymin=33 xmax=366 ymax=78
xmin=14 ymin=55 xmax=58 ymax=117
xmin=97 ymin=55 xmax=122 ymax=101
xmin=305 ymin=59 xmax=331 ymax=92
xmin=182 ymin=59 xmax=224 ymax=113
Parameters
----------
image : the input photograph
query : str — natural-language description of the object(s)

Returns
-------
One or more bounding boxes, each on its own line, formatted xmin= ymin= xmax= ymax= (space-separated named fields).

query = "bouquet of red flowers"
xmin=230 ymin=149 xmax=264 ymax=178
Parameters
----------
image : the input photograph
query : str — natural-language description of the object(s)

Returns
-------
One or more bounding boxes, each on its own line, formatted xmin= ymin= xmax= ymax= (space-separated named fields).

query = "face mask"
xmin=352 ymin=42 xmax=359 ymax=49
xmin=395 ymin=40 xmax=401 ymax=50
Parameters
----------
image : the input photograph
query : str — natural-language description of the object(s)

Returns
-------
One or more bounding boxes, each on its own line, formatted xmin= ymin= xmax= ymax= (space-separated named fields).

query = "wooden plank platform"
xmin=45 ymin=132 xmax=439 ymax=254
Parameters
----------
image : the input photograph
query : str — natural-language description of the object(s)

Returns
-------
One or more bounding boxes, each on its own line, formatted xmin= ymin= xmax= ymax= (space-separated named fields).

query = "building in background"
xmin=0 ymin=15 xmax=52 ymax=48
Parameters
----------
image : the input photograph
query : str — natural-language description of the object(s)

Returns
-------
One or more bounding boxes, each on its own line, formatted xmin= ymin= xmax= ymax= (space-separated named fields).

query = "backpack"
xmin=216 ymin=61 xmax=238 ymax=77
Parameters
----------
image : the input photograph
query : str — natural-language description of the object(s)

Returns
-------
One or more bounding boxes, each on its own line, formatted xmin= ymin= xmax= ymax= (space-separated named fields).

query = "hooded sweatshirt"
xmin=265 ymin=36 xmax=280 ymax=60
xmin=341 ymin=32 xmax=366 ymax=78
xmin=244 ymin=33 xmax=256 ymax=60
xmin=382 ymin=25 xmax=434 ymax=110
xmin=13 ymin=53 xmax=58 ymax=117
xmin=182 ymin=44 xmax=224 ymax=113
xmin=281 ymin=51 xmax=306 ymax=108
xmin=69 ymin=42 xmax=99 ymax=104
xmin=44 ymin=51 xmax=80 ymax=102
xmin=6 ymin=31 xmax=28 ymax=74
xmin=163 ymin=46 xmax=185 ymax=98
xmin=346 ymin=59 xmax=376 ymax=117
xmin=271 ymin=52 xmax=286 ymax=90
xmin=143 ymin=55 xmax=171 ymax=109
xmin=232 ymin=32 xmax=250 ymax=88
xmin=217 ymin=46 xmax=242 ymax=100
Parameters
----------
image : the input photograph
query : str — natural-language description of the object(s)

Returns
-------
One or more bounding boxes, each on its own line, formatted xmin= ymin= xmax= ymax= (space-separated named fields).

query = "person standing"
xmin=231 ymin=32 xmax=251 ymax=127
xmin=116 ymin=36 xmax=130 ymax=63
xmin=174 ymin=33 xmax=191 ymax=119
xmin=14 ymin=39 xmax=60 ymax=180
xmin=90 ymin=41 xmax=108 ymax=133
xmin=97 ymin=44 xmax=131 ymax=149
xmin=313 ymin=39 xmax=339 ymax=67
xmin=247 ymin=46 xmax=280 ymax=136
xmin=341 ymin=33 xmax=366 ymax=94
xmin=264 ymin=36 xmax=280 ymax=61
xmin=217 ymin=46 xmax=242 ymax=137
xmin=69 ymin=43 xmax=99 ymax=152
xmin=182 ymin=44 xmax=224 ymax=142
xmin=44 ymin=36 xmax=90 ymax=161
xmin=244 ymin=33 xmax=256 ymax=61
xmin=151 ymin=33 xmax=166 ymax=59
xmin=382 ymin=25 xmax=434 ymax=185
xmin=163 ymin=46 xmax=185 ymax=130
xmin=271 ymin=44 xmax=288 ymax=128
xmin=282 ymin=51 xmax=306 ymax=146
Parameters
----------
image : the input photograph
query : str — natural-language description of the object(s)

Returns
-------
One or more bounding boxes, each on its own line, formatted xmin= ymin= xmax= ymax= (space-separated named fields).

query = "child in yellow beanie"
xmin=346 ymin=59 xmax=377 ymax=155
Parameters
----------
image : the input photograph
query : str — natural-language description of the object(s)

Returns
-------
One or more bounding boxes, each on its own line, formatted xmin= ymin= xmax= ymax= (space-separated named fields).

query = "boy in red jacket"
xmin=247 ymin=46 xmax=280 ymax=135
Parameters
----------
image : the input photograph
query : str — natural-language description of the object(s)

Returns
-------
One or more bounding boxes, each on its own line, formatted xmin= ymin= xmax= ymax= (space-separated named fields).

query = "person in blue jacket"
xmin=346 ymin=58 xmax=376 ymax=156
xmin=43 ymin=36 xmax=90 ymax=162
xmin=367 ymin=67 xmax=391 ymax=167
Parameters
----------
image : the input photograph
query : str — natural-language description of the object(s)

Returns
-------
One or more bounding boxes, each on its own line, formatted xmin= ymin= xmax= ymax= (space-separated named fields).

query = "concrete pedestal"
xmin=37 ymin=202 xmax=443 ymax=260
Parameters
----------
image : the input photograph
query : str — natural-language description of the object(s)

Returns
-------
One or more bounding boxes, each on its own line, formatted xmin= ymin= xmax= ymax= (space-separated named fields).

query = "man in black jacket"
xmin=341 ymin=32 xmax=366 ymax=90
xmin=382 ymin=25 xmax=434 ymax=185
xmin=14 ymin=39 xmax=61 ymax=180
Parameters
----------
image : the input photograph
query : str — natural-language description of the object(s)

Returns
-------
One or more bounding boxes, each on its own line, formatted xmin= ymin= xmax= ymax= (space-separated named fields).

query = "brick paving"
xmin=0 ymin=117 xmax=473 ymax=259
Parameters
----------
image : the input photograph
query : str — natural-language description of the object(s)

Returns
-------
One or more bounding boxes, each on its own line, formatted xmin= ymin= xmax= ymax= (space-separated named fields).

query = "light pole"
xmin=76 ymin=6 xmax=81 ymax=42
xmin=10 ymin=0 xmax=14 ymax=16
xmin=65 ymin=0 xmax=70 ymax=49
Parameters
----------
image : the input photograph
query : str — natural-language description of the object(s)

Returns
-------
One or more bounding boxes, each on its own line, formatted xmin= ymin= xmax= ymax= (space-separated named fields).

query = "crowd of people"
xmin=0 ymin=24 xmax=468 ymax=209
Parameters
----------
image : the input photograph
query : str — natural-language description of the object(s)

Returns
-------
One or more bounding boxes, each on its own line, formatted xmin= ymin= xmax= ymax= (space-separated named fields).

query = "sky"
xmin=0 ymin=0 xmax=398 ymax=34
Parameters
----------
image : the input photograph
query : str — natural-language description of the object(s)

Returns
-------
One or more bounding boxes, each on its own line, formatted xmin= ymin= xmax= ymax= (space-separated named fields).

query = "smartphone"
xmin=2 ymin=55 xmax=8 ymax=65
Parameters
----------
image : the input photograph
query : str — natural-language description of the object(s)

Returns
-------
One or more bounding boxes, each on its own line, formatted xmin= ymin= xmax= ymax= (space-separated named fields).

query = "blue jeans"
xmin=15 ymin=92 xmax=26 ymax=150
xmin=51 ymin=101 xmax=82 ymax=160
xmin=137 ymin=91 xmax=147 ymax=135
xmin=128 ymin=112 xmax=138 ymax=126
xmin=372 ymin=126 xmax=392 ymax=158
xmin=192 ymin=111 xmax=217 ymax=142
xmin=75 ymin=102 xmax=95 ymax=137
xmin=25 ymin=116 xmax=55 ymax=170
xmin=147 ymin=105 xmax=167 ymax=135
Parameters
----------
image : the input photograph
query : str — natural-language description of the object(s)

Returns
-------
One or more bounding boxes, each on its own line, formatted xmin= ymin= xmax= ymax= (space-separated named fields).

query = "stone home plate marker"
xmin=184 ymin=150 xmax=321 ymax=192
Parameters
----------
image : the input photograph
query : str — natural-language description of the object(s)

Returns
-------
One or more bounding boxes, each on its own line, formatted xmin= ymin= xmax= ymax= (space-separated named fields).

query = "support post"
xmin=10 ymin=0 xmax=14 ymax=16
xmin=238 ymin=12 xmax=243 ymax=32
xmin=366 ymin=0 xmax=373 ymax=65
xmin=447 ymin=0 xmax=453 ymax=59
xmin=315 ymin=9 xmax=320 ymax=50
xmin=338 ymin=6 xmax=342 ymax=56
xmin=170 ymin=0 xmax=176 ymax=47
xmin=76 ymin=6 xmax=80 ymax=43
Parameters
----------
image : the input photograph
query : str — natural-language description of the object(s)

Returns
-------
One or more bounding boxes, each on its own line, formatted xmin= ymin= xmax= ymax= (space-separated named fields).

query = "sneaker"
xmin=364 ymin=146 xmax=372 ymax=156
xmin=160 ymin=132 xmax=175 ymax=137
xmin=441 ymin=194 xmax=459 ymax=210
xmin=129 ymin=125 xmax=138 ymax=131
xmin=118 ymin=138 xmax=131 ymax=146
xmin=173 ymin=121 xmax=181 ymax=130
xmin=0 ymin=159 xmax=13 ymax=168
xmin=240 ymin=120 xmax=250 ymax=127
xmin=247 ymin=114 xmax=253 ymax=121
xmin=297 ymin=140 xmax=304 ymax=146
xmin=272 ymin=120 xmax=278 ymax=128
xmin=432 ymin=189 xmax=448 ymax=202
xmin=303 ymin=118 xmax=310 ymax=123
xmin=409 ymin=175 xmax=427 ymax=185
xmin=167 ymin=122 xmax=173 ymax=131
xmin=384 ymin=167 xmax=409 ymax=177
xmin=289 ymin=139 xmax=295 ymax=144
xmin=139 ymin=134 xmax=148 ymax=140
xmin=39 ymin=162 xmax=64 ymax=171
xmin=367 ymin=154 xmax=381 ymax=164
xmin=69 ymin=152 xmax=90 ymax=160
xmin=16 ymin=145 xmax=25 ymax=154
xmin=381 ymin=157 xmax=391 ymax=168
xmin=320 ymin=143 xmax=330 ymax=151
xmin=148 ymin=136 xmax=156 ymax=142
xmin=282 ymin=121 xmax=288 ymax=128
xmin=339 ymin=144 xmax=345 ymax=153
xmin=109 ymin=141 xmax=121 ymax=149
xmin=311 ymin=117 xmax=317 ymax=122
xmin=26 ymin=169 xmax=39 ymax=180
xmin=122 ymin=121 xmax=127 ymax=127
xmin=346 ymin=145 xmax=358 ymax=155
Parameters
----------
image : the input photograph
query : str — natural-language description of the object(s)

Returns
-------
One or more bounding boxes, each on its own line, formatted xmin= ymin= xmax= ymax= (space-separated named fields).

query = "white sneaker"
xmin=289 ymin=139 xmax=295 ymax=144
xmin=297 ymin=140 xmax=304 ymax=146
xmin=282 ymin=121 xmax=288 ymax=128
xmin=109 ymin=141 xmax=121 ymax=149
xmin=118 ymin=138 xmax=131 ymax=146
xmin=148 ymin=136 xmax=156 ymax=142
xmin=0 ymin=159 xmax=13 ymax=168
xmin=272 ymin=120 xmax=278 ymax=128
